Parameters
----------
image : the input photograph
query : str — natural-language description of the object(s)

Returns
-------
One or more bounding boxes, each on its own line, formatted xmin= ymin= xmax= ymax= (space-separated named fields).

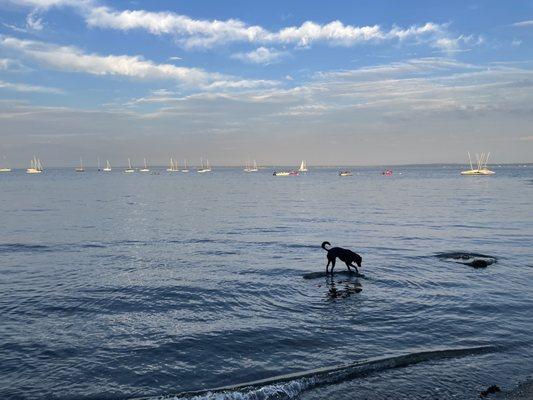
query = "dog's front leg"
xmin=326 ymin=259 xmax=331 ymax=274
xmin=350 ymin=263 xmax=359 ymax=275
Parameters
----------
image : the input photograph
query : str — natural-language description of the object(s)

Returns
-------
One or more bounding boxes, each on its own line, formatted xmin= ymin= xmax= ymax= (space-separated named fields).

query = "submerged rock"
xmin=434 ymin=252 xmax=497 ymax=269
xmin=479 ymin=384 xmax=501 ymax=398
xmin=468 ymin=259 xmax=490 ymax=269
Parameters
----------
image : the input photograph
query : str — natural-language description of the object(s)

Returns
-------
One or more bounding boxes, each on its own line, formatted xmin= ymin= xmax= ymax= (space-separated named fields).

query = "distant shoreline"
xmin=2 ymin=163 xmax=532 ymax=169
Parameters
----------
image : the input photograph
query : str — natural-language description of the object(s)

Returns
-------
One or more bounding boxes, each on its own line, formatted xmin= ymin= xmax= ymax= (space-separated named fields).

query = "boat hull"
xmin=460 ymin=169 xmax=495 ymax=175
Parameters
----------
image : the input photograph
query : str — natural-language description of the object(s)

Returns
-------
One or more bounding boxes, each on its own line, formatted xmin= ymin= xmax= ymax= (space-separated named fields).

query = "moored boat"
xmin=139 ymin=158 xmax=150 ymax=172
xmin=26 ymin=156 xmax=43 ymax=174
xmin=75 ymin=157 xmax=85 ymax=172
xmin=124 ymin=158 xmax=135 ymax=173
xmin=461 ymin=152 xmax=495 ymax=175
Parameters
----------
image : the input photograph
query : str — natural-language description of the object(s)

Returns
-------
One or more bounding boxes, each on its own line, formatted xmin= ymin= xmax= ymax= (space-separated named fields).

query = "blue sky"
xmin=0 ymin=0 xmax=532 ymax=166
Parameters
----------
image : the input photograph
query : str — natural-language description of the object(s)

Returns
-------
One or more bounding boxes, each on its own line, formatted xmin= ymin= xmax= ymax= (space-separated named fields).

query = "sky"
xmin=0 ymin=0 xmax=532 ymax=167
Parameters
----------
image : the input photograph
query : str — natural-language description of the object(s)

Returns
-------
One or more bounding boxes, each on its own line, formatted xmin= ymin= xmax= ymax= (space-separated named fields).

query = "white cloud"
xmin=232 ymin=47 xmax=286 ymax=65
xmin=513 ymin=20 xmax=533 ymax=27
xmin=432 ymin=34 xmax=484 ymax=53
xmin=169 ymin=56 xmax=182 ymax=61
xmin=81 ymin=6 xmax=456 ymax=51
xmin=0 ymin=58 xmax=16 ymax=69
xmin=0 ymin=35 xmax=279 ymax=90
xmin=0 ymin=57 xmax=30 ymax=72
xmin=26 ymin=10 xmax=44 ymax=31
xmin=0 ymin=79 xmax=63 ymax=93
xmin=7 ymin=1 xmax=477 ymax=54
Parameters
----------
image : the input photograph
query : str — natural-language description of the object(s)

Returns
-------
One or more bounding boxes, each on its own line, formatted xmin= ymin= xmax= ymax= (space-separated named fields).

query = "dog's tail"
xmin=321 ymin=241 xmax=331 ymax=251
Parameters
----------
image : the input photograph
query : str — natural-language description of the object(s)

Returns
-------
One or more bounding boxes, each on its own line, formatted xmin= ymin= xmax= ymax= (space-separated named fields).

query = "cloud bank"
xmin=0 ymin=35 xmax=278 ymax=90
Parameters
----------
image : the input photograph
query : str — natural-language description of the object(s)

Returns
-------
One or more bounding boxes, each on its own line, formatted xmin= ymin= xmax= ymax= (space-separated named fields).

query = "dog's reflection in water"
xmin=325 ymin=276 xmax=362 ymax=300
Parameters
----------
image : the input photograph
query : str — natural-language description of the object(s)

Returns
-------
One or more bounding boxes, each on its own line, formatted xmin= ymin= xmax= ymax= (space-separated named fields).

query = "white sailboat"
xmin=182 ymin=159 xmax=189 ymax=172
xmin=140 ymin=158 xmax=150 ymax=172
xmin=461 ymin=152 xmax=495 ymax=175
xmin=75 ymin=157 xmax=85 ymax=172
xmin=167 ymin=157 xmax=179 ymax=172
xmin=198 ymin=158 xmax=212 ymax=173
xmin=1 ymin=156 xmax=12 ymax=172
xmin=244 ymin=159 xmax=258 ymax=172
xmin=124 ymin=158 xmax=135 ymax=173
xmin=26 ymin=156 xmax=43 ymax=174
xmin=103 ymin=160 xmax=112 ymax=172
xmin=299 ymin=160 xmax=308 ymax=172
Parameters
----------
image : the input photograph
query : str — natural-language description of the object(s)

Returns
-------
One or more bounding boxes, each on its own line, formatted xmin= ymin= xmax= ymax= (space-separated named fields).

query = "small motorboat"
xmin=339 ymin=170 xmax=352 ymax=176
xmin=382 ymin=169 xmax=393 ymax=176
xmin=273 ymin=170 xmax=299 ymax=176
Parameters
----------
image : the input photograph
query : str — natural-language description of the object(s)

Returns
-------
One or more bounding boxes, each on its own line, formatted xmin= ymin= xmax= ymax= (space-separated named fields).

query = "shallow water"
xmin=1 ymin=165 xmax=532 ymax=399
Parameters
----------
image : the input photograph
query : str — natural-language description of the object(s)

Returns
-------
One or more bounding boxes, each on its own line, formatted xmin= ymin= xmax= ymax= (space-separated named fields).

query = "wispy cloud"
xmin=0 ymin=58 xmax=24 ymax=70
xmin=115 ymin=57 xmax=533 ymax=121
xmin=231 ymin=47 xmax=287 ymax=65
xmin=3 ymin=0 xmax=90 ymax=8
xmin=0 ymin=79 xmax=63 ymax=93
xmin=0 ymin=35 xmax=279 ymax=90
xmin=512 ymin=20 xmax=533 ymax=28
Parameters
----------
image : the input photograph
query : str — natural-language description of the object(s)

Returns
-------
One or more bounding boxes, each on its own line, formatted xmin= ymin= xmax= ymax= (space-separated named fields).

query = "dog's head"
xmin=354 ymin=254 xmax=362 ymax=268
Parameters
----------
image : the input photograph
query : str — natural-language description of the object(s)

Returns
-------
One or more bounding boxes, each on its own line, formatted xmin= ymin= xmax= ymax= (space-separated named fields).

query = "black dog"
xmin=322 ymin=241 xmax=362 ymax=275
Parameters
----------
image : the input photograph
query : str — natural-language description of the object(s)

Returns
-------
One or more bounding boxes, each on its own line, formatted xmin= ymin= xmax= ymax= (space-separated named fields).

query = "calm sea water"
xmin=1 ymin=165 xmax=532 ymax=400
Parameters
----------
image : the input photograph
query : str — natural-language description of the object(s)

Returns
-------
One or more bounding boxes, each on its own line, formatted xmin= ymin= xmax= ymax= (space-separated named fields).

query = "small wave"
xmin=284 ymin=243 xmax=318 ymax=249
xmin=80 ymin=243 xmax=107 ymax=249
xmin=133 ymin=346 xmax=495 ymax=400
xmin=18 ymin=208 xmax=56 ymax=212
xmin=0 ymin=243 xmax=52 ymax=253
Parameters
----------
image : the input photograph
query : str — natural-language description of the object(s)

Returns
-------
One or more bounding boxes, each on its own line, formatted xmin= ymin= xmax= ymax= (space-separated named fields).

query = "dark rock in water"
xmin=479 ymin=385 xmax=501 ymax=397
xmin=468 ymin=259 xmax=490 ymax=269
xmin=434 ymin=252 xmax=497 ymax=269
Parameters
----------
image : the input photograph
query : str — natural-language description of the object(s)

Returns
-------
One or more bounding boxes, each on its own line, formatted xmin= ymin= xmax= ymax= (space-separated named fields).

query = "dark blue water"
xmin=1 ymin=165 xmax=532 ymax=400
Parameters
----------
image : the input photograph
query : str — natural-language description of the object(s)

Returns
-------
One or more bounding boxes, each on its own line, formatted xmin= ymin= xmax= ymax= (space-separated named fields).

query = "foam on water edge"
xmin=135 ymin=346 xmax=495 ymax=400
